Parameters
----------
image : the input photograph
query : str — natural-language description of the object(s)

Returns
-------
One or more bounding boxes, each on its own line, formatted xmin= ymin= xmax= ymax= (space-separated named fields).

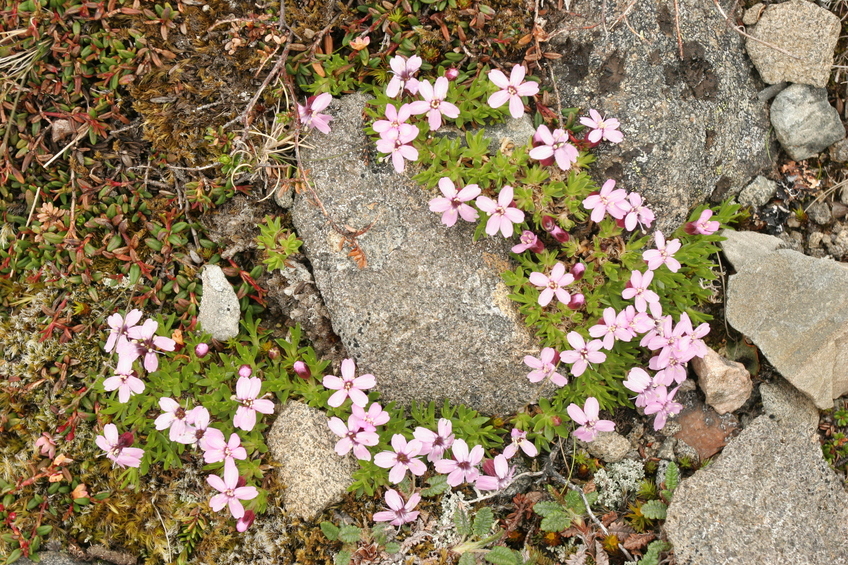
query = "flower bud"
xmin=445 ymin=67 xmax=459 ymax=81
xmin=481 ymin=458 xmax=496 ymax=476
xmin=567 ymin=293 xmax=585 ymax=310
xmin=551 ymin=416 xmax=562 ymax=427
xmin=268 ymin=347 xmax=281 ymax=360
xmin=238 ymin=364 xmax=252 ymax=378
xmin=570 ymin=262 xmax=585 ymax=281
xmin=237 ymin=510 xmax=256 ymax=532
xmin=195 ymin=343 xmax=209 ymax=358
xmin=116 ymin=431 xmax=135 ymax=449
xmin=292 ymin=360 xmax=311 ymax=380
xmin=550 ymin=226 xmax=570 ymax=243
xmin=541 ymin=215 xmax=557 ymax=233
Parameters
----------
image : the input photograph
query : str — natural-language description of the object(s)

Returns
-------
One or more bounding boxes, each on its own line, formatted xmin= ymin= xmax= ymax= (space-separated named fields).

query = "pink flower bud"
xmin=445 ymin=67 xmax=459 ymax=81
xmin=570 ymin=262 xmax=585 ymax=281
xmin=551 ymin=416 xmax=562 ymax=426
xmin=541 ymin=215 xmax=557 ymax=233
xmin=117 ymin=431 xmax=135 ymax=449
xmin=293 ymin=361 xmax=311 ymax=380
xmin=238 ymin=364 xmax=252 ymax=378
xmin=482 ymin=458 xmax=496 ymax=476
xmin=268 ymin=347 xmax=281 ymax=360
xmin=237 ymin=510 xmax=255 ymax=532
xmin=541 ymin=216 xmax=569 ymax=242
xmin=195 ymin=343 xmax=209 ymax=358
xmin=567 ymin=293 xmax=585 ymax=310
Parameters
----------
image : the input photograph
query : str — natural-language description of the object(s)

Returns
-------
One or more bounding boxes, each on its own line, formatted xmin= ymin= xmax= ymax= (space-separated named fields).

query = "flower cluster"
xmin=582 ymin=179 xmax=655 ymax=231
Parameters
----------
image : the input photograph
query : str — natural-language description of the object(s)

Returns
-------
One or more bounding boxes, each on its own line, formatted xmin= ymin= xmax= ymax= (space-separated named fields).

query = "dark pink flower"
xmin=529 ymin=125 xmax=579 ymax=171
xmin=512 ymin=230 xmax=545 ymax=253
xmin=96 ymin=424 xmax=144 ymax=468
xmin=685 ymin=209 xmax=720 ymax=235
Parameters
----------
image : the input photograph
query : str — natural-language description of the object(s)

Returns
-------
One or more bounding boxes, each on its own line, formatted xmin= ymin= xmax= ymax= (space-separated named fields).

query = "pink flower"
xmin=579 ymin=109 xmax=624 ymax=144
xmin=529 ymin=262 xmax=575 ymax=307
xmin=195 ymin=343 xmax=210 ymax=358
xmin=529 ymin=125 xmax=579 ymax=171
xmin=511 ymin=230 xmax=545 ymax=253
xmin=567 ymin=397 xmax=615 ymax=442
xmin=616 ymin=192 xmax=655 ymax=231
xmin=35 ymin=433 xmax=57 ymax=459
xmin=589 ymin=307 xmax=634 ymax=350
xmin=238 ymin=364 xmax=252 ymax=378
xmin=328 ymin=415 xmax=379 ymax=461
xmin=476 ymin=185 xmax=525 ymax=237
xmin=407 ymin=77 xmax=460 ymax=131
xmin=126 ymin=319 xmax=176 ymax=373
xmin=96 ymin=424 xmax=144 ymax=468
xmin=434 ymin=439 xmax=484 ymax=487
xmin=429 ymin=177 xmax=481 ymax=227
xmin=524 ymin=347 xmax=568 ymax=387
xmin=207 ymin=465 xmax=258 ymax=520
xmin=176 ymin=406 xmax=214 ymax=448
xmin=373 ymin=489 xmax=420 ymax=526
xmin=202 ymin=431 xmax=247 ymax=477
xmin=292 ymin=360 xmax=311 ymax=380
xmin=476 ymin=454 xmax=515 ymax=491
xmin=103 ymin=356 xmax=145 ymax=403
xmin=541 ymin=215 xmax=570 ymax=243
xmin=373 ymin=103 xmax=416 ymax=141
xmin=376 ymin=125 xmax=419 ymax=173
xmin=351 ymin=402 xmax=391 ymax=432
xmin=621 ymin=305 xmax=655 ymax=335
xmin=583 ymin=179 xmax=627 ymax=223
xmin=237 ymin=510 xmax=255 ymax=532
xmin=503 ymin=428 xmax=538 ymax=458
xmin=644 ymin=385 xmax=683 ymax=431
xmin=622 ymin=270 xmax=661 ymax=313
xmin=487 ymin=64 xmax=539 ymax=119
xmin=413 ymin=418 xmax=455 ymax=463
xmin=233 ymin=376 xmax=275 ymax=431
xmin=323 ymin=358 xmax=376 ymax=408
xmin=297 ymin=93 xmax=333 ymax=134
xmin=374 ymin=434 xmax=427 ymax=484
xmin=154 ymin=397 xmax=191 ymax=441
xmin=560 ymin=332 xmax=606 ymax=377
xmin=386 ymin=55 xmax=422 ymax=98
xmin=685 ymin=209 xmax=720 ymax=235
xmin=104 ymin=309 xmax=143 ymax=353
xmin=445 ymin=67 xmax=460 ymax=81
xmin=643 ymin=231 xmax=682 ymax=272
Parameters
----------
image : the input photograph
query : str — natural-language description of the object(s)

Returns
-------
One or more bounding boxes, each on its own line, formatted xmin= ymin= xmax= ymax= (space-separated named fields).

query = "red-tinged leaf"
xmin=621 ymin=532 xmax=655 ymax=552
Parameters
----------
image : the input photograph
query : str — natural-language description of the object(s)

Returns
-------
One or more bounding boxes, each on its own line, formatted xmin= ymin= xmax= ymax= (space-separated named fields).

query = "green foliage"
xmin=255 ymin=215 xmax=303 ymax=271
xmin=636 ymin=540 xmax=671 ymax=565
xmin=834 ymin=408 xmax=848 ymax=427
xmin=534 ymin=490 xmax=599 ymax=532
xmin=638 ymin=500 xmax=667 ymax=521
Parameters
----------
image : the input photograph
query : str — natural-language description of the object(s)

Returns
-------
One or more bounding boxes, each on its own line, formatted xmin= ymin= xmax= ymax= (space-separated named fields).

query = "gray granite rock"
xmin=770 ymin=84 xmax=845 ymax=161
xmin=726 ymin=248 xmax=848 ymax=408
xmin=718 ymin=228 xmax=785 ymax=272
xmin=691 ymin=348 xmax=752 ymax=415
xmin=197 ymin=264 xmax=240 ymax=341
xmin=737 ymin=175 xmax=777 ymax=208
xmin=745 ymin=0 xmax=840 ymax=88
xmin=583 ymin=431 xmax=631 ymax=463
xmin=760 ymin=377 xmax=820 ymax=436
xmin=290 ymin=93 xmax=538 ymax=414
xmin=665 ymin=415 xmax=848 ymax=565
xmin=547 ymin=0 xmax=773 ymax=233
xmin=807 ymin=201 xmax=832 ymax=226
xmin=266 ymin=401 xmax=355 ymax=521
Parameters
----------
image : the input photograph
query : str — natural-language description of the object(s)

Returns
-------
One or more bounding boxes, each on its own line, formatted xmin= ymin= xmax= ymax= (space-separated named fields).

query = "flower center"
xmin=344 ymin=381 xmax=353 ymax=391
xmin=397 ymin=453 xmax=410 ymax=464
xmin=494 ymin=205 xmax=506 ymax=216
xmin=225 ymin=488 xmax=235 ymax=497
xmin=548 ymin=281 xmax=559 ymax=290
xmin=429 ymin=99 xmax=441 ymax=109
xmin=175 ymin=407 xmax=186 ymax=419
xmin=457 ymin=461 xmax=471 ymax=471
xmin=507 ymin=85 xmax=518 ymax=96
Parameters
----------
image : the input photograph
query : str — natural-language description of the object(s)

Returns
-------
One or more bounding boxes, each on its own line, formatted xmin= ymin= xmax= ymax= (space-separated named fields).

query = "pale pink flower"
xmin=376 ymin=125 xmax=419 ymax=173
xmin=620 ymin=305 xmax=655 ymax=335
xmin=616 ymin=192 xmax=655 ymax=231
xmin=643 ymin=231 xmax=682 ymax=272
xmin=195 ymin=343 xmax=210 ymax=357
xmin=434 ymin=438 xmax=484 ymax=487
xmin=528 ymin=262 xmax=574 ymax=307
xmin=529 ymin=125 xmax=579 ymax=171
xmin=96 ymin=424 xmax=144 ymax=468
xmin=373 ymin=489 xmax=420 ymax=526
xmin=373 ymin=103 xmax=416 ymax=141
xmin=503 ymin=428 xmax=538 ymax=458
xmin=297 ymin=93 xmax=333 ymax=134
xmin=476 ymin=454 xmax=515 ymax=491
xmin=413 ymin=418 xmax=455 ymax=463
xmin=154 ymin=397 xmax=191 ymax=441
xmin=524 ymin=347 xmax=568 ymax=387
xmin=583 ymin=179 xmax=627 ymax=223
xmin=103 ymin=356 xmax=145 ymax=403
xmin=407 ymin=77 xmax=460 ymax=131
xmin=233 ymin=376 xmax=275 ymax=431
xmin=685 ymin=209 xmax=720 ymax=235
xmin=202 ymin=431 xmax=247 ymax=477
xmin=621 ymin=270 xmax=660 ymax=313
xmin=176 ymin=406 xmax=213 ymax=448
xmin=487 ymin=64 xmax=539 ymax=119
xmin=386 ymin=55 xmax=422 ymax=98
xmin=429 ymin=177 xmax=480 ymax=227
xmin=579 ymin=109 xmax=624 ymax=144
xmin=567 ymin=397 xmax=615 ymax=442
xmin=644 ymin=386 xmax=683 ymax=431
xmin=511 ymin=230 xmax=545 ymax=253
xmin=104 ymin=309 xmax=143 ymax=353
xmin=126 ymin=319 xmax=175 ymax=372
xmin=560 ymin=332 xmax=606 ymax=377
xmin=374 ymin=434 xmax=427 ymax=484
xmin=322 ymin=358 xmax=376 ymax=408
xmin=35 ymin=433 xmax=57 ymax=459
xmin=328 ymin=415 xmax=379 ymax=461
xmin=476 ymin=185 xmax=525 ymax=237
xmin=207 ymin=464 xmax=258 ymax=520
xmin=351 ymin=402 xmax=390 ymax=432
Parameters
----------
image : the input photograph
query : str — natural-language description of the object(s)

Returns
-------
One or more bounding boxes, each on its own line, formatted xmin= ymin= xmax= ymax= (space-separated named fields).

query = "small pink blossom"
xmin=195 ymin=343 xmax=210 ymax=358
xmin=376 ymin=125 xmax=419 ymax=173
xmin=386 ymin=55 xmax=422 ymax=98
xmin=616 ymin=192 xmax=655 ymax=231
xmin=154 ymin=397 xmax=190 ymax=441
xmin=528 ymin=262 xmax=574 ymax=307
xmin=238 ymin=364 xmax=252 ymax=378
xmin=237 ymin=510 xmax=256 ymax=532
xmin=413 ymin=418 xmax=455 ymax=463
xmin=435 ymin=439 xmax=484 ymax=487
xmin=579 ymin=109 xmax=624 ymax=144
xmin=35 ymin=433 xmax=57 ymax=459
xmin=567 ymin=293 xmax=586 ymax=310
xmin=96 ymin=424 xmax=144 ymax=468
xmin=351 ymin=402 xmax=390 ymax=432
xmin=643 ymin=231 xmax=682 ymax=272
xmin=560 ymin=332 xmax=606 ymax=377
xmin=232 ymin=376 xmax=275 ymax=431
xmin=476 ymin=454 xmax=515 ymax=491
xmin=322 ymin=358 xmax=376 ymax=408
xmin=622 ymin=270 xmax=661 ymax=313
xmin=407 ymin=77 xmax=460 ymax=131
xmin=476 ymin=185 xmax=525 ymax=237
xmin=503 ymin=428 xmax=538 ymax=458
xmin=512 ymin=230 xmax=545 ymax=253
xmin=207 ymin=465 xmax=258 ymax=520
xmin=583 ymin=179 xmax=627 ymax=223
xmin=104 ymin=309 xmax=143 ymax=353
xmin=529 ymin=125 xmax=579 ymax=171
xmin=176 ymin=406 xmax=213 ymax=448
xmin=567 ymin=397 xmax=615 ymax=442
xmin=292 ymin=360 xmax=311 ymax=380
xmin=644 ymin=385 xmax=683 ymax=430
xmin=126 ymin=319 xmax=176 ymax=373
xmin=429 ymin=177 xmax=480 ymax=227
xmin=328 ymin=415 xmax=379 ymax=461
xmin=524 ymin=347 xmax=568 ymax=387
xmin=203 ymin=431 xmax=247 ymax=477
xmin=487 ymin=64 xmax=539 ymax=119
xmin=374 ymin=434 xmax=427 ymax=484
xmin=589 ymin=307 xmax=634 ymax=350
xmin=685 ymin=209 xmax=720 ymax=235
xmin=297 ymin=93 xmax=333 ymax=134
xmin=103 ymin=356 xmax=145 ymax=403
xmin=445 ymin=67 xmax=460 ymax=81
xmin=373 ymin=103 xmax=416 ymax=140
xmin=373 ymin=489 xmax=420 ymax=526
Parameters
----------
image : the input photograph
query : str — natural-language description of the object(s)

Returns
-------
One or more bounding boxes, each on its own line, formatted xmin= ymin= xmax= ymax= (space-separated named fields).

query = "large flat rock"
xmin=290 ymin=93 xmax=538 ymax=414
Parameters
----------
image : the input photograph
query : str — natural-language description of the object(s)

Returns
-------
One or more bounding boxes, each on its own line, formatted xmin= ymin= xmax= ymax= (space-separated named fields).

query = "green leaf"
xmin=320 ymin=521 xmax=340 ymax=541
xmin=458 ymin=553 xmax=476 ymax=565
xmin=384 ymin=542 xmax=400 ymax=554
xmin=637 ymin=540 xmax=671 ymax=565
xmin=663 ymin=461 xmax=680 ymax=493
xmin=334 ymin=549 xmax=352 ymax=565
xmin=640 ymin=500 xmax=668 ymax=520
xmin=35 ymin=525 xmax=52 ymax=536
xmin=533 ymin=501 xmax=570 ymax=532
xmin=454 ymin=506 xmax=472 ymax=537
xmin=420 ymin=474 xmax=450 ymax=497
xmin=338 ymin=524 xmax=362 ymax=544
xmin=5 ymin=548 xmax=22 ymax=565
xmin=472 ymin=507 xmax=494 ymax=538
xmin=485 ymin=546 xmax=519 ymax=565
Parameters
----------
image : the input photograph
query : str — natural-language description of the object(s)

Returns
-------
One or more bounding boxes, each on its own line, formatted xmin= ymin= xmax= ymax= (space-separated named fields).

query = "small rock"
xmin=760 ymin=377 xmax=820 ymax=436
xmin=742 ymin=2 xmax=765 ymax=26
xmin=273 ymin=184 xmax=294 ymax=209
xmin=737 ymin=175 xmax=777 ymax=208
xmin=807 ymin=201 xmax=832 ymax=225
xmin=832 ymin=203 xmax=848 ymax=221
xmin=691 ymin=349 xmax=752 ymax=415
xmin=656 ymin=437 xmax=677 ymax=461
xmin=770 ymin=84 xmax=846 ymax=161
xmin=583 ymin=431 xmax=631 ymax=463
xmin=197 ymin=265 xmax=240 ymax=341
xmin=267 ymin=401 xmax=356 ymax=521
xmin=745 ymin=0 xmax=840 ymax=88
xmin=673 ymin=395 xmax=739 ymax=460
xmin=808 ymin=231 xmax=827 ymax=249
xmin=829 ymin=138 xmax=848 ymax=163
xmin=718 ymin=228 xmax=785 ymax=272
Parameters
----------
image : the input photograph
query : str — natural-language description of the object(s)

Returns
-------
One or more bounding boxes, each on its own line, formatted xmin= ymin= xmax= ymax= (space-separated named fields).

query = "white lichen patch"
xmin=594 ymin=459 xmax=645 ymax=508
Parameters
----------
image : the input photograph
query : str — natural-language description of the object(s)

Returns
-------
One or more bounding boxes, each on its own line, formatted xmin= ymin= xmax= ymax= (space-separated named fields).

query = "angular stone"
xmin=770 ymin=84 xmax=846 ymax=161
xmin=266 ymin=401 xmax=355 ymax=521
xmin=197 ymin=265 xmax=240 ymax=341
xmin=673 ymin=396 xmax=739 ymax=460
xmin=737 ymin=175 xmax=776 ymax=209
xmin=726 ymin=248 xmax=848 ymax=409
xmin=760 ymin=377 xmax=820 ymax=436
xmin=584 ymin=431 xmax=631 ymax=463
xmin=691 ymin=348 xmax=752 ymax=415
xmin=291 ymin=93 xmax=538 ymax=414
xmin=746 ymin=0 xmax=840 ymax=88
xmin=666 ymin=415 xmax=848 ymax=565
xmin=547 ymin=0 xmax=773 ymax=233
xmin=718 ymin=228 xmax=785 ymax=272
